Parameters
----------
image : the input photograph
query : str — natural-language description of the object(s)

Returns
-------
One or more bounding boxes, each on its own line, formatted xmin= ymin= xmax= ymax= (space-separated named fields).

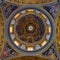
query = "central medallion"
xmin=15 ymin=14 xmax=46 ymax=43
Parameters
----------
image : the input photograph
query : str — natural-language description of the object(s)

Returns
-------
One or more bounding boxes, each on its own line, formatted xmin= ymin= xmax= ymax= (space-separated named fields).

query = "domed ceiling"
xmin=0 ymin=0 xmax=60 ymax=60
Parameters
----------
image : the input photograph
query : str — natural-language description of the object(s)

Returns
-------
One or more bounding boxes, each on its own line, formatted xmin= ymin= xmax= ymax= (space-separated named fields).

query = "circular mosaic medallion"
xmin=6 ymin=6 xmax=55 ymax=54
